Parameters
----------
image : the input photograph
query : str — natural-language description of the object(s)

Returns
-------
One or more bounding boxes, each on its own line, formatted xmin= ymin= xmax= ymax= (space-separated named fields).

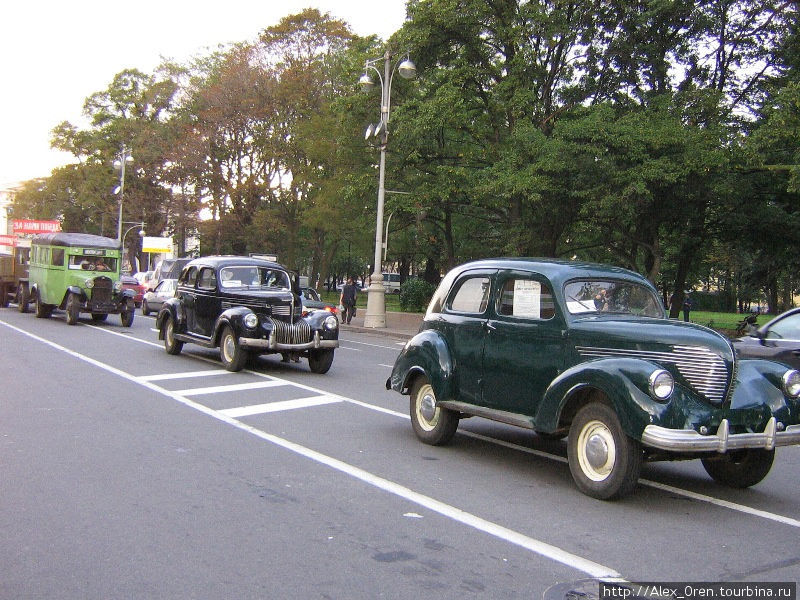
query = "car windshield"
xmin=564 ymin=279 xmax=663 ymax=318
xmin=219 ymin=266 xmax=291 ymax=290
xmin=68 ymin=255 xmax=117 ymax=272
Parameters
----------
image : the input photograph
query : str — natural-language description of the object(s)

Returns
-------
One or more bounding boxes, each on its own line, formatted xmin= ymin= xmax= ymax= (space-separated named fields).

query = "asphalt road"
xmin=1 ymin=307 xmax=799 ymax=599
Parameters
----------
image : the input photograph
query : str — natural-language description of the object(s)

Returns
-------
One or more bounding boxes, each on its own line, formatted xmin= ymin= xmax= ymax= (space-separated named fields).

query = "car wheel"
xmin=121 ymin=299 xmax=135 ymax=327
xmin=142 ymin=299 xmax=150 ymax=316
xmin=220 ymin=325 xmax=247 ymax=372
xmin=65 ymin=292 xmax=81 ymax=325
xmin=567 ymin=402 xmax=642 ymax=500
xmin=0 ymin=283 xmax=8 ymax=308
xmin=34 ymin=291 xmax=52 ymax=319
xmin=409 ymin=376 xmax=459 ymax=445
xmin=91 ymin=313 xmax=108 ymax=322
xmin=17 ymin=284 xmax=30 ymax=313
xmin=308 ymin=349 xmax=334 ymax=374
xmin=163 ymin=316 xmax=183 ymax=355
xmin=701 ymin=449 xmax=775 ymax=488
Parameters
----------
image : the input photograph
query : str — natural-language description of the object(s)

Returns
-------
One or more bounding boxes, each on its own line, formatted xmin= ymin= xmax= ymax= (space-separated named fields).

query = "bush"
xmin=399 ymin=278 xmax=436 ymax=312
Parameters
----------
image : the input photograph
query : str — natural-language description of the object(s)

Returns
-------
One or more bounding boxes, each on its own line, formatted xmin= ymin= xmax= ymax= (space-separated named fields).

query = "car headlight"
xmin=782 ymin=370 xmax=800 ymax=398
xmin=243 ymin=312 xmax=259 ymax=329
xmin=85 ymin=278 xmax=94 ymax=289
xmin=649 ymin=369 xmax=674 ymax=401
xmin=114 ymin=280 xmax=123 ymax=292
xmin=323 ymin=315 xmax=338 ymax=331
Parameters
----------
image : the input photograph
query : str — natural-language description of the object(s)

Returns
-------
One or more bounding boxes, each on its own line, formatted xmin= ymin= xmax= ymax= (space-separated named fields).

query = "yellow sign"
xmin=142 ymin=236 xmax=173 ymax=253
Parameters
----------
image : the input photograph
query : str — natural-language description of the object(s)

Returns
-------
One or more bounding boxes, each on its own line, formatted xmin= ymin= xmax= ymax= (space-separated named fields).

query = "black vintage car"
xmin=156 ymin=256 xmax=339 ymax=373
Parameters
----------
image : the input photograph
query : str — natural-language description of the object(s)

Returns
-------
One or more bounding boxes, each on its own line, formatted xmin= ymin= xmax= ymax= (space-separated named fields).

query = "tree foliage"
xmin=9 ymin=1 xmax=800 ymax=312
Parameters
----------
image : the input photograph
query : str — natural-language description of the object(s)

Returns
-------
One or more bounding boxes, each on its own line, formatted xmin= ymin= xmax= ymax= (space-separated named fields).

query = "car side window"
xmin=496 ymin=277 xmax=556 ymax=320
xmin=181 ymin=267 xmax=198 ymax=287
xmin=766 ymin=313 xmax=800 ymax=341
xmin=447 ymin=276 xmax=491 ymax=314
xmin=198 ymin=268 xmax=217 ymax=291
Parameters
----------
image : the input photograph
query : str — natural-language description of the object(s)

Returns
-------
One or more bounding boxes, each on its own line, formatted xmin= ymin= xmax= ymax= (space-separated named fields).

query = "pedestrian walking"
xmin=682 ymin=290 xmax=693 ymax=322
xmin=340 ymin=276 xmax=358 ymax=324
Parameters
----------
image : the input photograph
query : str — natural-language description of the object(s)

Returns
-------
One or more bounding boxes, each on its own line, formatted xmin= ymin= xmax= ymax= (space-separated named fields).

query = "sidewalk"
xmin=340 ymin=310 xmax=423 ymax=340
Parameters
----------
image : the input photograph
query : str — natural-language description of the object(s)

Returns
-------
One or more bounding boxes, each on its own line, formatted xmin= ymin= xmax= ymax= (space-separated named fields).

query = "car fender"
xmin=61 ymin=285 xmax=87 ymax=308
xmin=212 ymin=306 xmax=253 ymax=346
xmin=156 ymin=298 xmax=183 ymax=339
xmin=536 ymin=357 xmax=670 ymax=439
xmin=387 ymin=329 xmax=455 ymax=402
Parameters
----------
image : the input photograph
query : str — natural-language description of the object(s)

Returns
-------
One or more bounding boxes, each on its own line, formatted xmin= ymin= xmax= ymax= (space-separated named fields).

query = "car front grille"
xmin=221 ymin=300 xmax=292 ymax=318
xmin=576 ymin=345 xmax=730 ymax=404
xmin=90 ymin=277 xmax=113 ymax=306
xmin=268 ymin=317 xmax=312 ymax=345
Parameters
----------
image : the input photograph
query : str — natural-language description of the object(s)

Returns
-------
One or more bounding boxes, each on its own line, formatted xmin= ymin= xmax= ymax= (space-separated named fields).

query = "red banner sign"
xmin=0 ymin=235 xmax=16 ymax=247
xmin=12 ymin=219 xmax=61 ymax=234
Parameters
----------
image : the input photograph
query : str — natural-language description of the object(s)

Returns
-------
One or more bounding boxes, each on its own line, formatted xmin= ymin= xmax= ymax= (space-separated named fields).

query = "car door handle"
xmin=484 ymin=322 xmax=496 ymax=331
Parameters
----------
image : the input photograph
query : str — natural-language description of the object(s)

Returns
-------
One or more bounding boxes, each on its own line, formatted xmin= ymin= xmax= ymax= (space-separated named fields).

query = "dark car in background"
xmin=156 ymin=256 xmax=339 ymax=373
xmin=300 ymin=287 xmax=339 ymax=321
xmin=387 ymin=258 xmax=800 ymax=500
xmin=733 ymin=307 xmax=800 ymax=370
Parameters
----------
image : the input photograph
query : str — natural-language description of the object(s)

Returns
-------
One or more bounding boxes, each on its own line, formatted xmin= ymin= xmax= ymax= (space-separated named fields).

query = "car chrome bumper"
xmin=238 ymin=330 xmax=339 ymax=351
xmin=641 ymin=417 xmax=800 ymax=453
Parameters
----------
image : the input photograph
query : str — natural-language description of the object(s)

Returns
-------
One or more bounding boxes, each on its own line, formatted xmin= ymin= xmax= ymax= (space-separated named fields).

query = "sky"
xmin=0 ymin=0 xmax=408 ymax=190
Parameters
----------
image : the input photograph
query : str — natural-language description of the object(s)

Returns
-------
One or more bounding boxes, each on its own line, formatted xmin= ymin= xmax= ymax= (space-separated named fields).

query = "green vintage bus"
xmin=28 ymin=233 xmax=136 ymax=326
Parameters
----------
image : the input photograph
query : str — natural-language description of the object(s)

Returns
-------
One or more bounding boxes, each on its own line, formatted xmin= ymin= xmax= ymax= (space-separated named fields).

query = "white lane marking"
xmin=339 ymin=338 xmax=402 ymax=350
xmin=0 ymin=318 xmax=621 ymax=580
xmin=175 ymin=380 xmax=286 ymax=396
xmin=77 ymin=320 xmax=800 ymax=530
xmin=643 ymin=481 xmax=800 ymax=528
xmin=219 ymin=395 xmax=341 ymax=418
xmin=379 ymin=364 xmax=394 ymax=368
xmin=338 ymin=346 xmax=362 ymax=352
xmin=140 ymin=369 xmax=231 ymax=382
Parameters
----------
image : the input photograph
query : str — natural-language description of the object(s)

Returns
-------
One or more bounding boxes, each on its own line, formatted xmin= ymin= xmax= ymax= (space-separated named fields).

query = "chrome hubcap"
xmin=577 ymin=420 xmax=616 ymax=481
xmin=420 ymin=392 xmax=437 ymax=422
xmin=223 ymin=335 xmax=235 ymax=361
xmin=585 ymin=433 xmax=609 ymax=470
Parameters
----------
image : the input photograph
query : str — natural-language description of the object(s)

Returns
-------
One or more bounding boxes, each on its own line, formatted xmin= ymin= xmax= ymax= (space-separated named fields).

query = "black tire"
xmin=409 ymin=376 xmax=459 ymax=445
xmin=163 ymin=316 xmax=183 ymax=355
xmin=567 ymin=402 xmax=642 ymax=500
xmin=142 ymin=299 xmax=150 ymax=316
xmin=65 ymin=292 xmax=81 ymax=325
xmin=0 ymin=283 xmax=8 ymax=308
xmin=219 ymin=325 xmax=247 ymax=372
xmin=91 ymin=313 xmax=108 ymax=322
xmin=701 ymin=449 xmax=775 ymax=488
xmin=120 ymin=299 xmax=135 ymax=327
xmin=34 ymin=291 xmax=52 ymax=319
xmin=17 ymin=284 xmax=29 ymax=313
xmin=308 ymin=348 xmax=335 ymax=374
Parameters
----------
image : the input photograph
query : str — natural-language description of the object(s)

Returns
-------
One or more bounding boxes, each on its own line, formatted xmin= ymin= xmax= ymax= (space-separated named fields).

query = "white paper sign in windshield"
xmin=513 ymin=280 xmax=541 ymax=318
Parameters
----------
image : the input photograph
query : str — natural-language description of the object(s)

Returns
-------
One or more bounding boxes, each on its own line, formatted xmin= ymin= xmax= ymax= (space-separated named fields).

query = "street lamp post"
xmin=359 ymin=51 xmax=416 ymax=328
xmin=113 ymin=146 xmax=134 ymax=244
xmin=121 ymin=221 xmax=145 ymax=272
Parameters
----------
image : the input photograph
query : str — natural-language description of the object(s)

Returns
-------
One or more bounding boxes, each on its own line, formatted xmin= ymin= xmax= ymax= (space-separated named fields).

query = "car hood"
xmin=568 ymin=315 xmax=734 ymax=362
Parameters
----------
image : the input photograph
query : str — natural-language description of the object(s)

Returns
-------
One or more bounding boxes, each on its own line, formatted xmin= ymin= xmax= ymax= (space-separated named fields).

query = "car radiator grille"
xmin=90 ymin=277 xmax=113 ymax=305
xmin=268 ymin=317 xmax=312 ymax=345
xmin=221 ymin=301 xmax=292 ymax=317
xmin=576 ymin=345 xmax=729 ymax=404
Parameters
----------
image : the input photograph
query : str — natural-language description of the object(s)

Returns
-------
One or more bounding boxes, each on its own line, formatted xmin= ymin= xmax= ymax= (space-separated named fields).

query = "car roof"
xmin=454 ymin=258 xmax=652 ymax=288
xmin=182 ymin=255 xmax=287 ymax=270
xmin=32 ymin=232 xmax=119 ymax=249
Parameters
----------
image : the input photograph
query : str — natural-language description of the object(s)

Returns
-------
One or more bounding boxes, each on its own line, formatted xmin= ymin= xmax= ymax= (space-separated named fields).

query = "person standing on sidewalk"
xmin=339 ymin=276 xmax=358 ymax=324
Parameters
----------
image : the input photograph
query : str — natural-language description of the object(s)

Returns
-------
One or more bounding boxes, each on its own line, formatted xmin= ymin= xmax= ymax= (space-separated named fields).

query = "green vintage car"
xmin=387 ymin=259 xmax=800 ymax=499
xmin=28 ymin=233 xmax=136 ymax=327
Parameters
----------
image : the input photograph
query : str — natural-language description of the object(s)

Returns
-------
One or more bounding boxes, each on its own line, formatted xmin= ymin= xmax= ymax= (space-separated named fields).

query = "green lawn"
xmin=320 ymin=289 xmax=765 ymax=335
xmin=677 ymin=310 xmax=764 ymax=333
